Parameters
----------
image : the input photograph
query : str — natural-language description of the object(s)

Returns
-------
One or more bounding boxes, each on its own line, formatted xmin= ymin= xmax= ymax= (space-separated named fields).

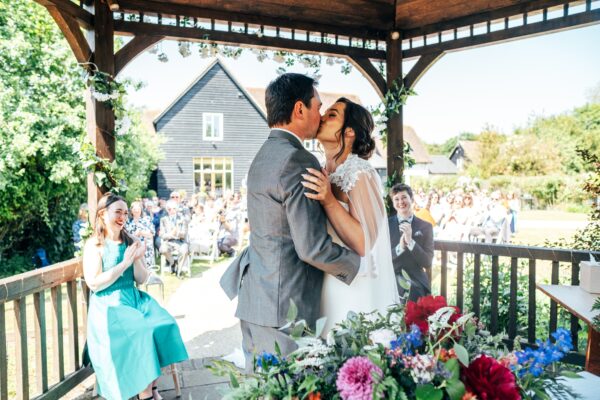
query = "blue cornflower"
xmin=551 ymin=328 xmax=574 ymax=353
xmin=255 ymin=352 xmax=280 ymax=369
xmin=390 ymin=325 xmax=423 ymax=355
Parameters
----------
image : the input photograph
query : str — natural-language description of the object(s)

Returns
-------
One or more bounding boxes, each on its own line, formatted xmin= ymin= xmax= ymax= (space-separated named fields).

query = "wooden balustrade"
xmin=433 ymin=240 xmax=600 ymax=366
xmin=0 ymin=258 xmax=92 ymax=400
xmin=1 ymin=242 xmax=599 ymax=397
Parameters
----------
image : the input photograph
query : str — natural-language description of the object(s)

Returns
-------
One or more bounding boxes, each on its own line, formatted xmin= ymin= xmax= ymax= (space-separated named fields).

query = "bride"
xmin=302 ymin=97 xmax=399 ymax=334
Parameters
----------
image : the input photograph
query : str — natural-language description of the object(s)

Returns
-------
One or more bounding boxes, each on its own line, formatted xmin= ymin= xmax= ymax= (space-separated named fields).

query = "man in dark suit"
xmin=388 ymin=183 xmax=434 ymax=302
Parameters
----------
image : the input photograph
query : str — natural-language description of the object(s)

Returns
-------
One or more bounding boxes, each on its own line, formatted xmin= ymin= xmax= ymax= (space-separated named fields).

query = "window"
xmin=203 ymin=113 xmax=223 ymax=141
xmin=193 ymin=157 xmax=233 ymax=196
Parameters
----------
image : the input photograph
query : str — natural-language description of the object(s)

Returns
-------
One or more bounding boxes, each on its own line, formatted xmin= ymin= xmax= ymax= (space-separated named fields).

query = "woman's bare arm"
xmin=83 ymin=240 xmax=138 ymax=292
xmin=303 ymin=168 xmax=365 ymax=256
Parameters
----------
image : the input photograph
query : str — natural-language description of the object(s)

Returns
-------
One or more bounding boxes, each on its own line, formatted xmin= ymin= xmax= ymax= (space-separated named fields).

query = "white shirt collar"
xmin=397 ymin=214 xmax=414 ymax=224
xmin=274 ymin=128 xmax=304 ymax=146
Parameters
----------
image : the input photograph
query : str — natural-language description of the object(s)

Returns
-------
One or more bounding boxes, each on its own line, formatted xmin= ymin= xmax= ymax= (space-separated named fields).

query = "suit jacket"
xmin=220 ymin=129 xmax=360 ymax=328
xmin=388 ymin=215 xmax=434 ymax=301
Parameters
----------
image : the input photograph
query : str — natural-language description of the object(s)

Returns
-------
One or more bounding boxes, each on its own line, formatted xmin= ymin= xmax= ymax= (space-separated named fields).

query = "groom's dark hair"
xmin=265 ymin=73 xmax=316 ymax=127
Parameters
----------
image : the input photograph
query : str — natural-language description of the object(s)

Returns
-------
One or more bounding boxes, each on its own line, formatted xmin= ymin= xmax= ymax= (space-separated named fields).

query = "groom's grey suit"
xmin=221 ymin=129 xmax=360 ymax=366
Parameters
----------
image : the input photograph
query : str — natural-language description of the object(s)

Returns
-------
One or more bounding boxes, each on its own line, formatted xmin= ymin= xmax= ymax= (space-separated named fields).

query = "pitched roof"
xmin=153 ymin=57 xmax=267 ymax=126
xmin=455 ymin=140 xmax=482 ymax=164
xmin=403 ymin=125 xmax=431 ymax=164
xmin=428 ymin=155 xmax=459 ymax=175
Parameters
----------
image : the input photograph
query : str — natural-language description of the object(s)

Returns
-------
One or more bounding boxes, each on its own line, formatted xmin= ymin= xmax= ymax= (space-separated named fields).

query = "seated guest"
xmin=469 ymin=191 xmax=508 ymax=243
xmin=388 ymin=183 xmax=434 ymax=302
xmin=125 ymin=201 xmax=155 ymax=269
xmin=159 ymin=200 xmax=190 ymax=274
xmin=189 ymin=204 xmax=218 ymax=255
xmin=83 ymin=193 xmax=188 ymax=400
xmin=72 ymin=203 xmax=88 ymax=250
xmin=216 ymin=206 xmax=240 ymax=257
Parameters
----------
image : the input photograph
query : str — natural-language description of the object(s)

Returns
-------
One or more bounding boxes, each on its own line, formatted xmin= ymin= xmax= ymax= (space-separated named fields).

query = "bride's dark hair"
xmin=333 ymin=97 xmax=375 ymax=161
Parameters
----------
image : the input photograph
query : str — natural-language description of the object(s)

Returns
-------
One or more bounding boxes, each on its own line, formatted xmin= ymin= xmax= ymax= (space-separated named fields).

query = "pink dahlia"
xmin=336 ymin=356 xmax=383 ymax=400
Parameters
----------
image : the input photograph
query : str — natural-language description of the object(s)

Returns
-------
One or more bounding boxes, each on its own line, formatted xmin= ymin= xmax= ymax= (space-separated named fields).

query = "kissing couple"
xmin=221 ymin=72 xmax=399 ymax=372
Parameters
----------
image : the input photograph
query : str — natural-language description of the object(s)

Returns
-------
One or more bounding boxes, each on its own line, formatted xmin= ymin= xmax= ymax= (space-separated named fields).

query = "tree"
xmin=426 ymin=132 xmax=477 ymax=156
xmin=0 ymin=0 xmax=162 ymax=275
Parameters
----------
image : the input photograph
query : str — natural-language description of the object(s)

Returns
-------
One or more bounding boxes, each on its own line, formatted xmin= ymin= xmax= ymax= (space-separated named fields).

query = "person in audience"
xmin=159 ymin=200 xmax=190 ymax=274
xmin=125 ymin=201 xmax=155 ymax=269
xmin=83 ymin=193 xmax=188 ymax=400
xmin=388 ymin=183 xmax=434 ymax=302
xmin=72 ymin=203 xmax=89 ymax=251
xmin=469 ymin=191 xmax=509 ymax=243
xmin=169 ymin=190 xmax=191 ymax=220
xmin=189 ymin=204 xmax=218 ymax=256
xmin=508 ymin=191 xmax=520 ymax=234
xmin=216 ymin=204 xmax=240 ymax=257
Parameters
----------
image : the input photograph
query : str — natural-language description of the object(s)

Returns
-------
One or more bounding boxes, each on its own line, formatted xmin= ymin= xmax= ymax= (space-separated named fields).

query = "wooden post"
xmin=385 ymin=32 xmax=404 ymax=182
xmin=87 ymin=0 xmax=116 ymax=221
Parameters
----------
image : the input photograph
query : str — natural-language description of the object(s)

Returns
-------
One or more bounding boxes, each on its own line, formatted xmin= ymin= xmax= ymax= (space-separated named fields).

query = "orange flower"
xmin=461 ymin=391 xmax=478 ymax=400
xmin=308 ymin=392 xmax=322 ymax=400
xmin=436 ymin=348 xmax=457 ymax=362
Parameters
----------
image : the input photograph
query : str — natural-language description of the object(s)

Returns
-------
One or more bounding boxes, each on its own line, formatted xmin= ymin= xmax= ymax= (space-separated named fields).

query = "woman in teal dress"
xmin=83 ymin=193 xmax=188 ymax=400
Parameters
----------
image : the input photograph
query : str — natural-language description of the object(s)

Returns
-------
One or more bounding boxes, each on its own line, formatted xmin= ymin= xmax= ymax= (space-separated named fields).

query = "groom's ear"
xmin=293 ymin=100 xmax=305 ymax=120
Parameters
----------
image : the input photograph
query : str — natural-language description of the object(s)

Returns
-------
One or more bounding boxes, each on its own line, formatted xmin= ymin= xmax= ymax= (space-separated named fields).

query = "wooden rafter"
xmin=45 ymin=5 xmax=92 ymax=65
xmin=402 ymin=7 xmax=600 ymax=60
xmin=35 ymin=0 xmax=93 ymax=30
xmin=404 ymin=51 xmax=444 ymax=91
xmin=113 ymin=20 xmax=386 ymax=60
xmin=117 ymin=0 xmax=388 ymax=40
xmin=398 ymin=0 xmax=569 ymax=34
xmin=348 ymin=57 xmax=386 ymax=99
xmin=115 ymin=35 xmax=165 ymax=75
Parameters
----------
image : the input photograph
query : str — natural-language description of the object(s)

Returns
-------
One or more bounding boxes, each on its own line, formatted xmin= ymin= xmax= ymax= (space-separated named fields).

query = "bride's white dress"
xmin=320 ymin=154 xmax=399 ymax=334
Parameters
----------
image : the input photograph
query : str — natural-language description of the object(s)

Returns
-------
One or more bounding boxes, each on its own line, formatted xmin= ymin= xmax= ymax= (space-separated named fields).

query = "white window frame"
xmin=192 ymin=157 xmax=234 ymax=194
xmin=202 ymin=113 xmax=224 ymax=141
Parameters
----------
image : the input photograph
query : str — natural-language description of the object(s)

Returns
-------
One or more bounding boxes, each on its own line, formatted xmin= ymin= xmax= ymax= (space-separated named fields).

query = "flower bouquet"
xmin=209 ymin=295 xmax=580 ymax=400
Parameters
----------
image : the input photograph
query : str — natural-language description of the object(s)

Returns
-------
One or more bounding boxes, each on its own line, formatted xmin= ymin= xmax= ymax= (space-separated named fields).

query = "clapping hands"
xmin=399 ymin=221 xmax=412 ymax=248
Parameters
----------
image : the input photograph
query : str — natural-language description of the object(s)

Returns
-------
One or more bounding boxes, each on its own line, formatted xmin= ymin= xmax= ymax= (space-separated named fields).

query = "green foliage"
xmin=0 ymin=0 xmax=163 ymax=276
xmin=425 ymin=132 xmax=477 ymax=156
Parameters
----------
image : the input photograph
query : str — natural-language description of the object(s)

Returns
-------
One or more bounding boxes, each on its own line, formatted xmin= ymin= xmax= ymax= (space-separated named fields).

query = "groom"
xmin=220 ymin=73 xmax=360 ymax=371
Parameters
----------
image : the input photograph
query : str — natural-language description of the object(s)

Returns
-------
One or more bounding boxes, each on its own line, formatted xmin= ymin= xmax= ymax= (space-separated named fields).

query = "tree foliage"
xmin=0 ymin=0 xmax=162 ymax=275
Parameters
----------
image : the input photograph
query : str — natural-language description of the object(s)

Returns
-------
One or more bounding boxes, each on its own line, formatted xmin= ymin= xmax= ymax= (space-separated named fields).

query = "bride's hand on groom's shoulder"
xmin=302 ymin=168 xmax=335 ymax=207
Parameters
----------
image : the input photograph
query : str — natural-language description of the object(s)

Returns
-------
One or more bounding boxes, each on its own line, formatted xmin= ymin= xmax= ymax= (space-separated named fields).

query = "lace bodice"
xmin=329 ymin=154 xmax=374 ymax=193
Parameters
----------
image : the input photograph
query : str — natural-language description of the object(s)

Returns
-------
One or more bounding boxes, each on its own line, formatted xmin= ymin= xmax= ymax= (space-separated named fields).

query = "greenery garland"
xmin=78 ymin=64 xmax=131 ymax=194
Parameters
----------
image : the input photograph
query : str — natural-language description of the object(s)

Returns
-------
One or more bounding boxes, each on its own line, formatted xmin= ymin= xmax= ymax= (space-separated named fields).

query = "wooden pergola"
xmin=34 ymin=0 xmax=600 ymax=210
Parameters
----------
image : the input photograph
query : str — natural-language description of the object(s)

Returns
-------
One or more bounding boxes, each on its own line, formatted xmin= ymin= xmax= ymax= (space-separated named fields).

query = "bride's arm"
xmin=303 ymin=168 xmax=366 ymax=257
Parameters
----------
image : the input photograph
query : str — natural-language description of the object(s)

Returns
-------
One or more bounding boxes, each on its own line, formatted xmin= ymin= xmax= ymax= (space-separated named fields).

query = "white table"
xmin=537 ymin=284 xmax=600 ymax=375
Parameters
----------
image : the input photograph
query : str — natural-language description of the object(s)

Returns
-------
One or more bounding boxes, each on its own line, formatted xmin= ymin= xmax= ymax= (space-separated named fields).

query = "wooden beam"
xmin=46 ymin=6 xmax=93 ymax=64
xmin=401 ymin=0 xmax=568 ymax=38
xmin=88 ymin=0 xmax=116 ymax=218
xmin=348 ymin=57 xmax=386 ymax=99
xmin=403 ymin=8 xmax=600 ymax=60
xmin=115 ymin=35 xmax=164 ymax=76
xmin=386 ymin=35 xmax=404 ymax=181
xmin=35 ymin=0 xmax=93 ymax=30
xmin=114 ymin=20 xmax=386 ymax=60
xmin=117 ymin=0 xmax=387 ymax=40
xmin=403 ymin=51 xmax=444 ymax=91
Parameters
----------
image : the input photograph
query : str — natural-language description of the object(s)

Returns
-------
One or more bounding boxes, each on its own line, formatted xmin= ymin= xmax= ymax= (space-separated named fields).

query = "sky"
xmin=121 ymin=24 xmax=600 ymax=144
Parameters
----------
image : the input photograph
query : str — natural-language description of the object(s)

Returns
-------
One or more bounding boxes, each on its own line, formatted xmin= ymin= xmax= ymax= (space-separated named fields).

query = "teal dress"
xmin=87 ymin=240 xmax=188 ymax=400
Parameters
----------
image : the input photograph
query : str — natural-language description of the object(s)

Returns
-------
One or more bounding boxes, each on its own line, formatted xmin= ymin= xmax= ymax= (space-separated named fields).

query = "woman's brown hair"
xmin=333 ymin=97 xmax=375 ymax=161
xmin=93 ymin=192 xmax=134 ymax=247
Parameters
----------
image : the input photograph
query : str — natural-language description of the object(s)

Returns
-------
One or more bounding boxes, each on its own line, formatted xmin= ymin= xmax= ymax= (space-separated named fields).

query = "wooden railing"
xmin=433 ymin=240 xmax=600 ymax=366
xmin=2 ymin=243 xmax=599 ymax=397
xmin=0 ymin=258 xmax=92 ymax=400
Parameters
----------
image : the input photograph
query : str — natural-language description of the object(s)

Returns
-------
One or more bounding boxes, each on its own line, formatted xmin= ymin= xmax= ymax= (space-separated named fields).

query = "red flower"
xmin=461 ymin=355 xmax=521 ymax=400
xmin=404 ymin=295 xmax=461 ymax=334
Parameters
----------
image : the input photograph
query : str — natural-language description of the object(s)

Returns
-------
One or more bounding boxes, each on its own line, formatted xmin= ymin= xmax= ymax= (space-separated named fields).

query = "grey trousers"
xmin=240 ymin=320 xmax=298 ymax=373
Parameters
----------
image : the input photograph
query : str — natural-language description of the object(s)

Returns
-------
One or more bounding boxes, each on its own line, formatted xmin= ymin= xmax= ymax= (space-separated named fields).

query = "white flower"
xmin=326 ymin=330 xmax=336 ymax=346
xmin=91 ymin=89 xmax=112 ymax=102
xmin=428 ymin=306 xmax=456 ymax=335
xmin=369 ymin=328 xmax=396 ymax=348
xmin=404 ymin=354 xmax=436 ymax=384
